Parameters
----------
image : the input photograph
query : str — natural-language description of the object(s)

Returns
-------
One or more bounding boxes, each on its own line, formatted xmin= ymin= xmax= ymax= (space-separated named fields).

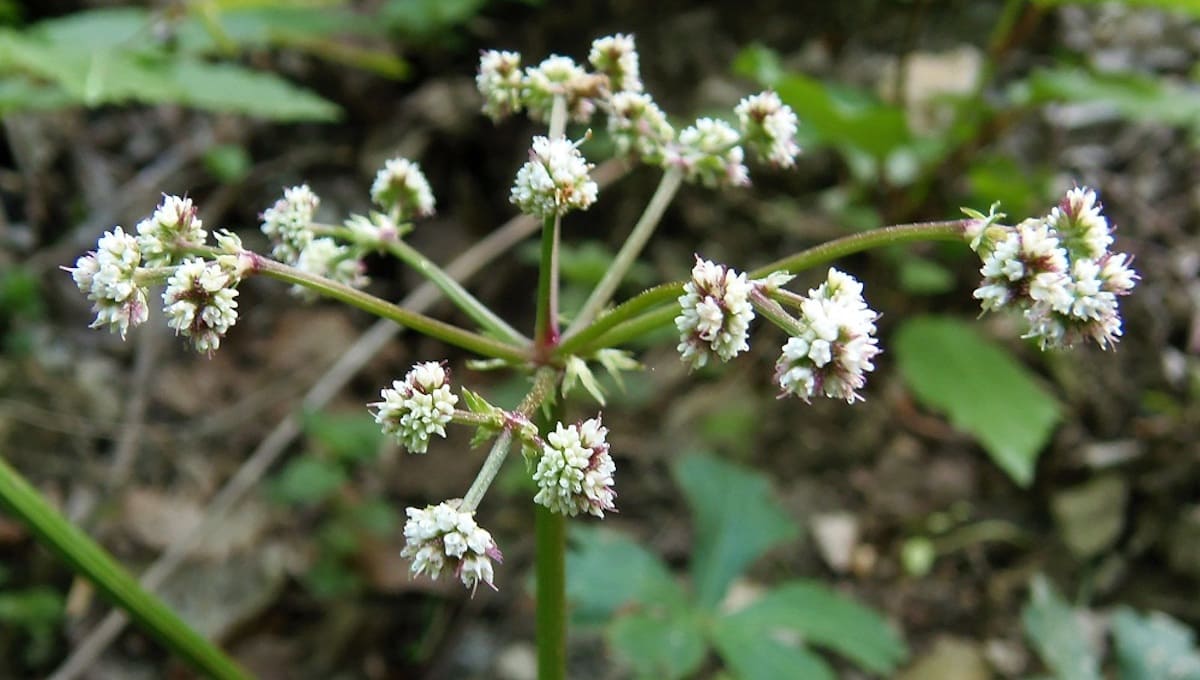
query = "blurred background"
xmin=0 ymin=0 xmax=1197 ymax=677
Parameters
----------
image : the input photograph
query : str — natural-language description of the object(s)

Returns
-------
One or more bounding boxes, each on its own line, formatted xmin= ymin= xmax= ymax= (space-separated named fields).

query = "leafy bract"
xmin=894 ymin=316 xmax=1061 ymax=487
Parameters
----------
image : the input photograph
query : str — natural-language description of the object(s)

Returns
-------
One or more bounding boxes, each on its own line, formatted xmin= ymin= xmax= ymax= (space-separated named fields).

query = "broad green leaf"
xmin=674 ymin=453 xmax=798 ymax=609
xmin=268 ymin=456 xmax=346 ymax=506
xmin=714 ymin=580 xmax=907 ymax=675
xmin=608 ymin=609 xmax=707 ymax=680
xmin=711 ymin=613 xmax=836 ymax=680
xmin=31 ymin=7 xmax=150 ymax=49
xmin=565 ymin=526 xmax=687 ymax=625
xmin=301 ymin=410 xmax=383 ymax=464
xmin=1016 ymin=67 xmax=1200 ymax=131
xmin=893 ymin=316 xmax=1061 ymax=487
xmin=1020 ymin=575 xmax=1102 ymax=680
xmin=1112 ymin=607 xmax=1200 ymax=680
xmin=168 ymin=58 xmax=340 ymax=121
xmin=0 ymin=77 xmax=73 ymax=114
xmin=1033 ymin=0 xmax=1200 ymax=19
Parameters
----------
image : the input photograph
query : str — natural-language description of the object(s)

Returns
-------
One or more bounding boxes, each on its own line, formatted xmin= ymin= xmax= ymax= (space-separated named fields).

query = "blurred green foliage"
xmin=567 ymin=453 xmax=907 ymax=679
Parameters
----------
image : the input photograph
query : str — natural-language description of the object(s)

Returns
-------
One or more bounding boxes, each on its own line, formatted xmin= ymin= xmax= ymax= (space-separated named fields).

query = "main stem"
xmin=535 ymin=404 xmax=567 ymax=680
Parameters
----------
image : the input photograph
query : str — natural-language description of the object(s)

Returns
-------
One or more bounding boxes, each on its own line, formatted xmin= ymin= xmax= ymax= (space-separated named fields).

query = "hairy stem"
xmin=535 ymin=395 xmax=566 ymax=680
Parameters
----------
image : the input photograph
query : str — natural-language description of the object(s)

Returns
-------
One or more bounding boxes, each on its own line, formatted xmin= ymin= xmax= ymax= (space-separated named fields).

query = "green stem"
xmin=535 ymin=507 xmax=567 ymax=680
xmin=533 ymin=216 xmax=562 ymax=359
xmin=251 ymin=254 xmax=530 ymax=364
xmin=748 ymin=288 xmax=805 ymax=336
xmin=564 ymin=220 xmax=967 ymax=355
xmin=0 ymin=455 xmax=251 ymax=680
xmin=566 ymin=166 xmax=683 ymax=334
xmin=312 ymin=222 xmax=529 ymax=346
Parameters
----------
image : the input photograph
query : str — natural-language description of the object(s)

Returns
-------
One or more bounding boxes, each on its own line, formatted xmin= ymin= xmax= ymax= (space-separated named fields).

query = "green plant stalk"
xmin=748 ymin=288 xmax=805 ymax=336
xmin=533 ymin=215 xmax=562 ymax=358
xmin=312 ymin=222 xmax=529 ymax=346
xmin=535 ymin=505 xmax=567 ymax=680
xmin=250 ymin=254 xmax=530 ymax=364
xmin=0 ymin=455 xmax=251 ymax=680
xmin=566 ymin=165 xmax=683 ymax=334
xmin=563 ymin=220 xmax=967 ymax=355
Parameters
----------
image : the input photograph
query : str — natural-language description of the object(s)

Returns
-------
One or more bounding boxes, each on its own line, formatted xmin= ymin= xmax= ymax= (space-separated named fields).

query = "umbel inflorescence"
xmin=65 ymin=32 xmax=1136 ymax=596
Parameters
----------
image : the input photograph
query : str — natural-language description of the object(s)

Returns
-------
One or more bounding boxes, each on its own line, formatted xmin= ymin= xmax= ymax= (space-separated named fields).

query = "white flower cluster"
xmin=773 ymin=268 xmax=880 ymax=403
xmin=370 ymin=158 xmax=436 ymax=220
xmin=667 ymin=118 xmax=749 ymax=188
xmin=401 ymin=501 xmax=503 ymax=593
xmin=532 ymin=417 xmax=616 ymax=518
xmin=510 ymin=136 xmax=598 ymax=219
xmin=735 ymin=91 xmax=801 ymax=168
xmin=675 ymin=257 xmax=755 ymax=370
xmin=608 ymin=92 xmax=675 ymax=163
xmin=476 ymin=49 xmax=524 ymax=121
xmin=67 ymin=227 xmax=149 ymax=339
xmin=293 ymin=237 xmax=367 ymax=298
xmin=136 ymin=195 xmax=206 ymax=267
xmin=588 ymin=33 xmax=642 ymax=94
xmin=372 ymin=362 xmax=459 ymax=453
xmin=971 ymin=187 xmax=1137 ymax=349
xmin=522 ymin=55 xmax=598 ymax=124
xmin=260 ymin=184 xmax=319 ymax=263
xmin=162 ymin=257 xmax=240 ymax=355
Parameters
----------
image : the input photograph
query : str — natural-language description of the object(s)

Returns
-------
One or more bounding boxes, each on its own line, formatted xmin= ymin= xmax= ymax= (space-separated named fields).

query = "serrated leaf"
xmin=1112 ymin=607 xmax=1200 ymax=680
xmin=674 ymin=453 xmax=799 ymax=609
xmin=711 ymin=615 xmax=836 ymax=680
xmin=1021 ymin=575 xmax=1102 ymax=680
xmin=565 ymin=525 xmax=687 ymax=625
xmin=894 ymin=316 xmax=1062 ymax=487
xmin=608 ymin=610 xmax=707 ymax=680
xmin=713 ymin=581 xmax=907 ymax=675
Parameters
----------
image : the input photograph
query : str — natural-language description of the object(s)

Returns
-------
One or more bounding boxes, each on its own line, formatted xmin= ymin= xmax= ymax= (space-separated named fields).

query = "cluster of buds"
xmin=371 ymin=362 xmax=616 ymax=592
xmin=510 ymin=136 xmax=599 ymax=219
xmin=967 ymin=187 xmax=1137 ymax=349
xmin=66 ymin=196 xmax=246 ymax=350
xmin=675 ymin=258 xmax=883 ymax=404
xmin=479 ymin=34 xmax=803 ymax=216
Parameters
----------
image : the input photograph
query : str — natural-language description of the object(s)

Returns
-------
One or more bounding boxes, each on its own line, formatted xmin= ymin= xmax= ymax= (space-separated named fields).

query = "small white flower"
xmin=476 ymin=49 xmax=525 ymax=121
xmin=1047 ymin=186 xmax=1112 ymax=261
xmin=372 ymin=361 xmax=459 ymax=453
xmin=260 ymin=184 xmax=319 ymax=264
xmin=162 ymin=257 xmax=239 ymax=355
xmin=523 ymin=55 xmax=598 ymax=123
xmin=607 ymin=92 xmax=675 ymax=163
xmin=973 ymin=218 xmax=1068 ymax=313
xmin=370 ymin=158 xmax=436 ymax=220
xmin=292 ymin=237 xmax=367 ymax=298
xmin=510 ymin=136 xmax=598 ymax=218
xmin=774 ymin=268 xmax=880 ymax=403
xmin=735 ymin=91 xmax=801 ymax=168
xmin=666 ymin=118 xmax=749 ymax=188
xmin=675 ymin=257 xmax=754 ymax=369
xmin=533 ymin=417 xmax=616 ymax=518
xmin=136 ymin=195 xmax=206 ymax=267
xmin=66 ymin=226 xmax=149 ymax=339
xmin=401 ymin=500 xmax=503 ymax=593
xmin=588 ymin=33 xmax=642 ymax=94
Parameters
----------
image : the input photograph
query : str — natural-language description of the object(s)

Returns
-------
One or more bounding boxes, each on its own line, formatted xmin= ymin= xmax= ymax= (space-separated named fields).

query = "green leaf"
xmin=1032 ymin=0 xmax=1200 ymax=20
xmin=565 ymin=525 xmax=687 ymax=625
xmin=0 ymin=587 xmax=63 ymax=627
xmin=268 ymin=456 xmax=346 ymax=506
xmin=1020 ymin=574 xmax=1102 ymax=680
xmin=734 ymin=45 xmax=911 ymax=159
xmin=893 ymin=316 xmax=1062 ymax=487
xmin=1016 ymin=67 xmax=1200 ymax=132
xmin=714 ymin=581 xmax=907 ymax=675
xmin=301 ymin=410 xmax=383 ymax=464
xmin=674 ymin=453 xmax=799 ymax=609
xmin=711 ymin=614 xmax=836 ymax=680
xmin=169 ymin=57 xmax=340 ymax=121
xmin=1112 ymin=607 xmax=1200 ymax=680
xmin=608 ymin=609 xmax=707 ymax=680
